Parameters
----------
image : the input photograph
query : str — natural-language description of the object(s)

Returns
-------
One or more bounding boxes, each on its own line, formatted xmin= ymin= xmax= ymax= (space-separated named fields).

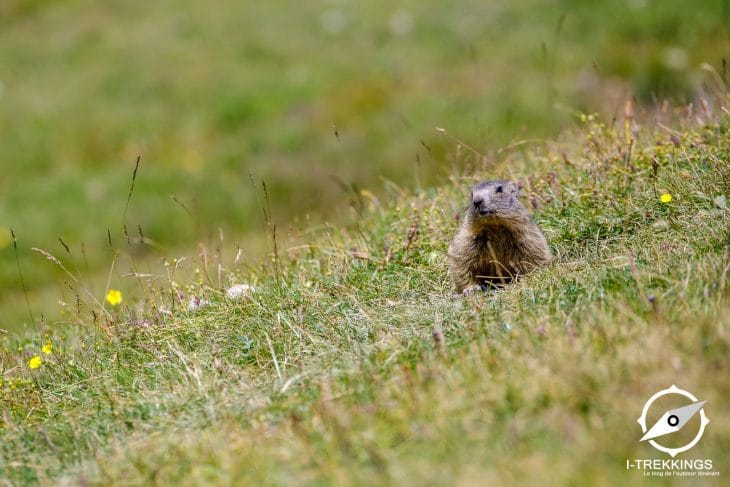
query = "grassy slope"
xmin=2 ymin=0 xmax=728 ymax=332
xmin=1 ymin=109 xmax=729 ymax=485
xmin=0 ymin=104 xmax=730 ymax=485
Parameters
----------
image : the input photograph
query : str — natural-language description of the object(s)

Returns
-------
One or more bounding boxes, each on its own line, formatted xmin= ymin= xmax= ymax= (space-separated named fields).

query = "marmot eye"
xmin=495 ymin=185 xmax=503 ymax=193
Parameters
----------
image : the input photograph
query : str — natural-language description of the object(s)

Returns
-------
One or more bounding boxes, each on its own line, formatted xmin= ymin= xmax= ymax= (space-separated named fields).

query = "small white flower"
xmin=226 ymin=284 xmax=255 ymax=300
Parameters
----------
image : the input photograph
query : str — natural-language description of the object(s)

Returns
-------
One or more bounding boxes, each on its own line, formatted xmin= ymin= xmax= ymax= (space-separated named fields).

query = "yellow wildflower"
xmin=41 ymin=342 xmax=53 ymax=355
xmin=28 ymin=355 xmax=42 ymax=369
xmin=106 ymin=289 xmax=123 ymax=306
xmin=659 ymin=193 xmax=672 ymax=203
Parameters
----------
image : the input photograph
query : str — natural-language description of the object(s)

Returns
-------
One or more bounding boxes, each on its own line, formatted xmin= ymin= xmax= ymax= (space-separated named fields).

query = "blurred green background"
xmin=0 ymin=0 xmax=727 ymax=333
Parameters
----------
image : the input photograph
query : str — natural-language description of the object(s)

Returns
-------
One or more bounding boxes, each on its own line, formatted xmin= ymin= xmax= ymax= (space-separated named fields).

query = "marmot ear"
xmin=508 ymin=181 xmax=520 ymax=194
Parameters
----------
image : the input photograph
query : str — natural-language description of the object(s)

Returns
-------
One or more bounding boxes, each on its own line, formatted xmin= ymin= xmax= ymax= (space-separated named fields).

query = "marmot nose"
xmin=473 ymin=197 xmax=484 ymax=209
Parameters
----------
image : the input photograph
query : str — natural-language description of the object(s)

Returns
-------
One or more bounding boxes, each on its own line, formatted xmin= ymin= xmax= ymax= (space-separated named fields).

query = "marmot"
xmin=448 ymin=180 xmax=552 ymax=295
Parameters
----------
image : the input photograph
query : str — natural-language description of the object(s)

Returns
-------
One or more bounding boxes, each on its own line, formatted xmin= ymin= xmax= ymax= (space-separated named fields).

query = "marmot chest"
xmin=471 ymin=226 xmax=522 ymax=272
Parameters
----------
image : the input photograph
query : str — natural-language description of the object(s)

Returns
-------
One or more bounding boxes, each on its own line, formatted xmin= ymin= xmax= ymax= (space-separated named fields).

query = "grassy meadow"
xmin=1 ymin=0 xmax=729 ymax=485
xmin=0 ymin=0 xmax=728 ymax=331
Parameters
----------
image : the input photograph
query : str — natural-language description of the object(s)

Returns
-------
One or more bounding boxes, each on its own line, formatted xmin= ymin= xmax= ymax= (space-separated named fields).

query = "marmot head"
xmin=468 ymin=180 xmax=527 ymax=225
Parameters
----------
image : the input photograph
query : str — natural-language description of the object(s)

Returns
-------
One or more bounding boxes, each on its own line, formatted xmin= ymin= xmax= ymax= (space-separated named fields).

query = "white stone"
xmin=226 ymin=284 xmax=255 ymax=300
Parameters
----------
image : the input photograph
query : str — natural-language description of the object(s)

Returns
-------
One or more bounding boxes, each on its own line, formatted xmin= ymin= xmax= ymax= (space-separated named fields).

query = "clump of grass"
xmin=0 ymin=104 xmax=729 ymax=484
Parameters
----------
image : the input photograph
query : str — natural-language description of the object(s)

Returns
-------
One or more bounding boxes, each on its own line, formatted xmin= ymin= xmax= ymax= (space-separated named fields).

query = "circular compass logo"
xmin=637 ymin=385 xmax=710 ymax=457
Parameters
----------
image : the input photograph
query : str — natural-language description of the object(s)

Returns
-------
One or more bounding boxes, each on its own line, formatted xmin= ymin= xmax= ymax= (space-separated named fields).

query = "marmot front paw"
xmin=461 ymin=284 xmax=483 ymax=296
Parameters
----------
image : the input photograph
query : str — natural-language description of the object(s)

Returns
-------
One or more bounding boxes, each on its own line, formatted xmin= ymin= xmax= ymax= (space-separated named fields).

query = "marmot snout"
xmin=448 ymin=180 xmax=552 ymax=295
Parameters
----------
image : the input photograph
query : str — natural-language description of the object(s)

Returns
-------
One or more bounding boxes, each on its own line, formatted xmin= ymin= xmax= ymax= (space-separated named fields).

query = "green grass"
xmin=1 ymin=105 xmax=728 ymax=484
xmin=1 ymin=0 xmax=729 ymax=332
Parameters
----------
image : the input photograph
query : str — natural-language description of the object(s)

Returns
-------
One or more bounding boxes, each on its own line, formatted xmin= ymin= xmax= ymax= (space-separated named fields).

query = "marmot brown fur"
xmin=448 ymin=180 xmax=552 ymax=295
